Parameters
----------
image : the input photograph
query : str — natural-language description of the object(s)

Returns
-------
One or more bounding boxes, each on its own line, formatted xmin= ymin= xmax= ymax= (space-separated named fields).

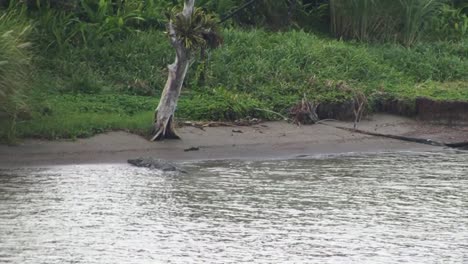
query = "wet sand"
xmin=0 ymin=114 xmax=466 ymax=167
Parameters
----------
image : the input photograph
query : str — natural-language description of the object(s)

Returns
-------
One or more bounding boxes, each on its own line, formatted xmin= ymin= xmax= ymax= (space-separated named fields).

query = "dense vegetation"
xmin=0 ymin=0 xmax=467 ymax=142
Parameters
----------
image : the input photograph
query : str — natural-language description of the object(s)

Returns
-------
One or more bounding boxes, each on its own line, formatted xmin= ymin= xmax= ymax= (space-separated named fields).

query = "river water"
xmin=0 ymin=151 xmax=467 ymax=263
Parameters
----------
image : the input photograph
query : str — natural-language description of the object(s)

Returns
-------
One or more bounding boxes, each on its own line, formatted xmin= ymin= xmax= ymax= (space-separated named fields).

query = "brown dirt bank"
xmin=0 ymin=114 xmax=466 ymax=168
xmin=374 ymin=97 xmax=468 ymax=125
xmin=318 ymin=97 xmax=468 ymax=126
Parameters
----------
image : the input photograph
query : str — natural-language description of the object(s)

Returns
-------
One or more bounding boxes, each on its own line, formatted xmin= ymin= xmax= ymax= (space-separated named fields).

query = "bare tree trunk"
xmin=151 ymin=0 xmax=195 ymax=141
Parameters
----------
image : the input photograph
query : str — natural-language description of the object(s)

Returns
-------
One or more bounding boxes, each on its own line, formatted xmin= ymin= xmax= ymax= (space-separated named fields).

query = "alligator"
xmin=127 ymin=157 xmax=186 ymax=173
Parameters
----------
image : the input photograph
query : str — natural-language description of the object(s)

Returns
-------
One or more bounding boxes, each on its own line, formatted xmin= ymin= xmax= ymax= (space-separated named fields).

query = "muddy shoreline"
xmin=0 ymin=114 xmax=466 ymax=168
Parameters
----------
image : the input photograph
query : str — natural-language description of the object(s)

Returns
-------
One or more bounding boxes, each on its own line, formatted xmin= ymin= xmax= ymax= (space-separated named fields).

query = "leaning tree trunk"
xmin=151 ymin=0 xmax=195 ymax=141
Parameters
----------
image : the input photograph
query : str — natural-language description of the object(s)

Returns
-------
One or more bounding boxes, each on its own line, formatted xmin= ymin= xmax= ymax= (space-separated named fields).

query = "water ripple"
xmin=0 ymin=151 xmax=467 ymax=263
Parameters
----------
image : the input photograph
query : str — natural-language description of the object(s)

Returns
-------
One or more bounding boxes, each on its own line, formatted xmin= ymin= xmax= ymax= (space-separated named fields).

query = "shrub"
xmin=430 ymin=3 xmax=468 ymax=40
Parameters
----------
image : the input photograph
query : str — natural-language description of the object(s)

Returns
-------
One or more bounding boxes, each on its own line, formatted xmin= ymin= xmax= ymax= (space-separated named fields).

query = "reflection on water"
xmin=0 ymin=151 xmax=467 ymax=263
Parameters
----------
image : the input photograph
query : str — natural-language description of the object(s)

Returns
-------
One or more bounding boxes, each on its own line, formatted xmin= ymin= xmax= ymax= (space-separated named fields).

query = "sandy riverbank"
xmin=0 ymin=114 xmax=466 ymax=167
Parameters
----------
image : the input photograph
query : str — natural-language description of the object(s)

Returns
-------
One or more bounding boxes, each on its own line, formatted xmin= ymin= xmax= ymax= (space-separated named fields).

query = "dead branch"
xmin=254 ymin=108 xmax=290 ymax=121
xmin=352 ymin=90 xmax=368 ymax=129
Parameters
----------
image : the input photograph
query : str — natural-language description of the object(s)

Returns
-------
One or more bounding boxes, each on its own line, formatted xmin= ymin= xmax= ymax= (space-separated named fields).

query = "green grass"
xmin=0 ymin=90 xmax=269 ymax=140
xmin=0 ymin=94 xmax=156 ymax=140
xmin=0 ymin=29 xmax=467 ymax=141
xmin=35 ymin=29 xmax=467 ymax=96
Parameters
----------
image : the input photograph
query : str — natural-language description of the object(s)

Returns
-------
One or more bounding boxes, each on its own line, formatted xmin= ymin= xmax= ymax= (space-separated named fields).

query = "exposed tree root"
xmin=289 ymin=95 xmax=319 ymax=125
xmin=151 ymin=116 xmax=180 ymax=141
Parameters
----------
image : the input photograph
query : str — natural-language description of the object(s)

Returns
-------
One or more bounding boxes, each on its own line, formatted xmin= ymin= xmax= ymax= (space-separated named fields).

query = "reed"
xmin=330 ymin=0 xmax=445 ymax=45
xmin=0 ymin=11 xmax=32 ymax=140
xmin=399 ymin=0 xmax=442 ymax=46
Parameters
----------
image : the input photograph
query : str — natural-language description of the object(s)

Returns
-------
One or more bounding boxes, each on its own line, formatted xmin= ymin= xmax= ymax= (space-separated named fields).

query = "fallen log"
xmin=178 ymin=118 xmax=262 ymax=129
xmin=320 ymin=123 xmax=448 ymax=147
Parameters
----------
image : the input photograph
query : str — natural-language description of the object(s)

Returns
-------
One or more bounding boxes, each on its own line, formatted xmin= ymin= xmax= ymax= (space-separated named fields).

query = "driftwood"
xmin=178 ymin=118 xmax=262 ymax=130
xmin=320 ymin=122 xmax=453 ymax=147
xmin=339 ymin=125 xmax=468 ymax=150
xmin=254 ymin=108 xmax=289 ymax=121
xmin=184 ymin=147 xmax=200 ymax=152
xmin=179 ymin=121 xmax=233 ymax=130
xmin=179 ymin=112 xmax=467 ymax=150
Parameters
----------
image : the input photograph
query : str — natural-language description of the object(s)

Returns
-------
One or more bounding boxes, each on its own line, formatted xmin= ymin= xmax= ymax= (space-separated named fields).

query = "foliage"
xmin=0 ymin=1 xmax=466 ymax=141
xmin=4 ymin=0 xmax=465 ymax=48
xmin=75 ymin=0 xmax=144 ymax=45
xmin=35 ymin=28 xmax=467 ymax=101
xmin=0 ymin=11 xmax=32 ymax=140
xmin=131 ymin=0 xmax=172 ymax=29
xmin=430 ymin=3 xmax=468 ymax=40
xmin=0 ymin=91 xmax=267 ymax=139
xmin=0 ymin=93 xmax=156 ymax=140
xmin=170 ymin=6 xmax=223 ymax=50
xmin=202 ymin=29 xmax=466 ymax=102
xmin=196 ymin=0 xmax=330 ymax=31
xmin=34 ymin=29 xmax=173 ymax=96
xmin=399 ymin=0 xmax=443 ymax=46
xmin=1 ymin=28 xmax=465 ymax=141
xmin=178 ymin=87 xmax=266 ymax=120
xmin=330 ymin=0 xmax=445 ymax=46
xmin=4 ymin=0 xmax=145 ymax=51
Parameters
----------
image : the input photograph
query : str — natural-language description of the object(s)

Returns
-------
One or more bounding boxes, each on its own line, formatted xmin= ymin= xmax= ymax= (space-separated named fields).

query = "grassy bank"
xmin=0 ymin=28 xmax=467 ymax=141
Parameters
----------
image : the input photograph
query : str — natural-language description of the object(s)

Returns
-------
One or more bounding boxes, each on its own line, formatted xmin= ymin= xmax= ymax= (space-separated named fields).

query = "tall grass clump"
xmin=0 ymin=11 xmax=32 ymax=141
xmin=399 ymin=0 xmax=443 ymax=46
xmin=330 ymin=0 xmax=444 ymax=46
